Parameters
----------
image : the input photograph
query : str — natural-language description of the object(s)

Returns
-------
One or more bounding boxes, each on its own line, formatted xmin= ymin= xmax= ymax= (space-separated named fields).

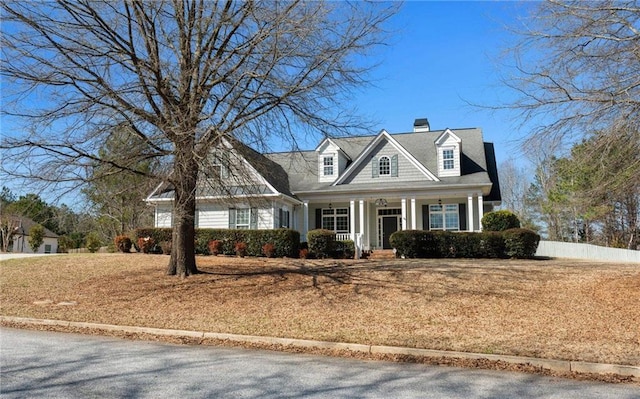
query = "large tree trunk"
xmin=167 ymin=142 xmax=199 ymax=277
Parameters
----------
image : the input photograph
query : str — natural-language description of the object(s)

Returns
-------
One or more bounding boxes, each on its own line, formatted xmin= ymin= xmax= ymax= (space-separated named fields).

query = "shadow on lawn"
xmin=193 ymin=258 xmax=560 ymax=300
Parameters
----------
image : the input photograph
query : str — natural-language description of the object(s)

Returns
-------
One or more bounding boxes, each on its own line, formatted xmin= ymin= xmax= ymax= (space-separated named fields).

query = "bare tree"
xmin=505 ymin=0 xmax=640 ymax=145
xmin=1 ymin=1 xmax=397 ymax=276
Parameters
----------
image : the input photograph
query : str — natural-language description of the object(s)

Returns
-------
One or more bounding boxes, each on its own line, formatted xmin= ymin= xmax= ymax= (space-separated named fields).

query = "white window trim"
xmin=235 ymin=208 xmax=251 ymax=229
xmin=379 ymin=156 xmax=390 ymax=176
xmin=429 ymin=204 xmax=460 ymax=231
xmin=323 ymin=156 xmax=334 ymax=176
xmin=442 ymin=148 xmax=455 ymax=170
xmin=321 ymin=207 xmax=349 ymax=233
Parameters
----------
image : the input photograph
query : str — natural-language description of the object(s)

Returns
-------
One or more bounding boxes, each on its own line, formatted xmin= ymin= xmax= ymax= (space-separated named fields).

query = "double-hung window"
xmin=323 ymin=156 xmax=334 ymax=176
xmin=322 ymin=208 xmax=349 ymax=233
xmin=429 ymin=204 xmax=459 ymax=231
xmin=442 ymin=149 xmax=454 ymax=170
xmin=235 ymin=208 xmax=251 ymax=229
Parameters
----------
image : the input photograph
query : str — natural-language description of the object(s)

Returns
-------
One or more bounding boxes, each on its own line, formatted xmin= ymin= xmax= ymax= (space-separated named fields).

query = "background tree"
xmin=83 ymin=124 xmax=159 ymax=240
xmin=28 ymin=224 xmax=45 ymax=253
xmin=507 ymin=1 xmax=640 ymax=146
xmin=2 ymin=1 xmax=398 ymax=277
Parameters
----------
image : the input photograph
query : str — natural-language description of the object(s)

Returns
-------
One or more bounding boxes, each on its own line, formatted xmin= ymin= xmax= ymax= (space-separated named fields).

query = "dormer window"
xmin=379 ymin=156 xmax=390 ymax=175
xmin=442 ymin=148 xmax=454 ymax=170
xmin=323 ymin=156 xmax=334 ymax=176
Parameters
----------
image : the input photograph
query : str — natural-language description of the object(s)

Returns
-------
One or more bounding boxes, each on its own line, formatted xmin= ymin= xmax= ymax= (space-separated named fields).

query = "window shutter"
xmin=391 ymin=154 xmax=398 ymax=177
xmin=422 ymin=205 xmax=430 ymax=231
xmin=278 ymin=208 xmax=283 ymax=228
xmin=250 ymin=208 xmax=258 ymax=229
xmin=315 ymin=208 xmax=322 ymax=229
xmin=228 ymin=208 xmax=236 ymax=229
xmin=371 ymin=158 xmax=379 ymax=178
xmin=459 ymin=203 xmax=467 ymax=231
xmin=285 ymin=211 xmax=290 ymax=228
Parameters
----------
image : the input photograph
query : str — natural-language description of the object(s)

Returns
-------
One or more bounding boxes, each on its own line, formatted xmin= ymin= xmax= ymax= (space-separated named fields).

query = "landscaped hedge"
xmin=306 ymin=229 xmax=335 ymax=259
xmin=134 ymin=228 xmax=300 ymax=258
xmin=389 ymin=229 xmax=539 ymax=259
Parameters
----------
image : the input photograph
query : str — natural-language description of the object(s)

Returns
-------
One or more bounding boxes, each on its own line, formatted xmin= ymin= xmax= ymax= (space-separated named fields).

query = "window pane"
xmin=336 ymin=208 xmax=348 ymax=215
xmin=430 ymin=204 xmax=442 ymax=212
xmin=322 ymin=209 xmax=334 ymax=215
xmin=445 ymin=204 xmax=458 ymax=212
xmin=445 ymin=212 xmax=459 ymax=230
xmin=322 ymin=217 xmax=335 ymax=231
xmin=236 ymin=209 xmax=250 ymax=225
xmin=336 ymin=216 xmax=348 ymax=232
xmin=430 ymin=214 xmax=443 ymax=229
xmin=379 ymin=156 xmax=390 ymax=175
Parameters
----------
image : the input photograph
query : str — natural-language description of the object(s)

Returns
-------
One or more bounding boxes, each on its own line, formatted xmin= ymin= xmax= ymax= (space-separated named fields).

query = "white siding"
xmin=437 ymin=134 xmax=461 ymax=177
xmin=12 ymin=235 xmax=58 ymax=254
xmin=342 ymin=140 xmax=428 ymax=184
xmin=196 ymin=204 xmax=228 ymax=228
xmin=257 ymin=208 xmax=273 ymax=229
xmin=155 ymin=204 xmax=173 ymax=228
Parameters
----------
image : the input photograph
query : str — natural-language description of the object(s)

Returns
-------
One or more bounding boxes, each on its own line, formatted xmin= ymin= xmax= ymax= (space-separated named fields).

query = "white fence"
xmin=536 ymin=241 xmax=639 ymax=263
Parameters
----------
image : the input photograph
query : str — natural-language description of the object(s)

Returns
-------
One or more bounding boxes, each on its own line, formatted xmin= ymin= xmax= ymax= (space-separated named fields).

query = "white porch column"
xmin=359 ymin=199 xmax=365 ymax=237
xmin=467 ymin=194 xmax=475 ymax=232
xmin=401 ymin=198 xmax=407 ymax=230
xmin=477 ymin=194 xmax=484 ymax=231
xmin=302 ymin=201 xmax=309 ymax=241
xmin=410 ymin=198 xmax=417 ymax=230
xmin=350 ymin=199 xmax=356 ymax=241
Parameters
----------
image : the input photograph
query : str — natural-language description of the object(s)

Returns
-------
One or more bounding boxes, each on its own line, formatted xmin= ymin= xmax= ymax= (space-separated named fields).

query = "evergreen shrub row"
xmin=389 ymin=229 xmax=540 ymax=259
xmin=134 ymin=228 xmax=299 ymax=258
xmin=306 ymin=229 xmax=355 ymax=259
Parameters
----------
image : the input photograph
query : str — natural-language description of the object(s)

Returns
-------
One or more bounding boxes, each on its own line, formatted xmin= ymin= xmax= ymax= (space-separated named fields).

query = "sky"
xmin=322 ymin=1 xmax=536 ymax=168
xmin=2 ymin=1 xmax=537 ymax=204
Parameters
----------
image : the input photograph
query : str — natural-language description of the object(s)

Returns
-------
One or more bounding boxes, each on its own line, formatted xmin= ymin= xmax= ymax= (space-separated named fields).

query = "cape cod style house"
xmin=146 ymin=118 xmax=501 ymax=257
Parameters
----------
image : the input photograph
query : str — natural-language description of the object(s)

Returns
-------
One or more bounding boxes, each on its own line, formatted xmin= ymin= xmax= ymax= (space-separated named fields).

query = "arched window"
xmin=379 ymin=156 xmax=390 ymax=175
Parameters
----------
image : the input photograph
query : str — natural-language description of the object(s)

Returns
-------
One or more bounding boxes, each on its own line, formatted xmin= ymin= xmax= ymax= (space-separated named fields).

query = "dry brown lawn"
xmin=1 ymin=254 xmax=639 ymax=366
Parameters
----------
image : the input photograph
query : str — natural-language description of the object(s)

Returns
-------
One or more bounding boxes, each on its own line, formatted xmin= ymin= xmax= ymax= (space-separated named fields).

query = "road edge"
xmin=2 ymin=315 xmax=638 ymax=380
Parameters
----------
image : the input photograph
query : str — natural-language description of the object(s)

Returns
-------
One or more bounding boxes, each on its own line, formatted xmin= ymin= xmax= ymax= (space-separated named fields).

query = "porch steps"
xmin=368 ymin=249 xmax=396 ymax=260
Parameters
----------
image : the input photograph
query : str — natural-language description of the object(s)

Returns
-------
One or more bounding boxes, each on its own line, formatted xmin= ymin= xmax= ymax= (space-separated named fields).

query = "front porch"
xmin=296 ymin=193 xmax=495 ymax=259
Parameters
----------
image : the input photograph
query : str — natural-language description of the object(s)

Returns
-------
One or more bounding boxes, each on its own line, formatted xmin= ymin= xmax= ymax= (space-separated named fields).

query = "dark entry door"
xmin=382 ymin=216 xmax=398 ymax=249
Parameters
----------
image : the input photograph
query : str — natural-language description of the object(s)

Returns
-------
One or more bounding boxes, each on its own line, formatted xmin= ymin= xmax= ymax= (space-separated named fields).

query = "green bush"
xmin=482 ymin=210 xmax=521 ymax=232
xmin=389 ymin=230 xmax=441 ymax=258
xmin=503 ymin=228 xmax=540 ymax=258
xmin=389 ymin=230 xmax=522 ymax=259
xmin=333 ymin=240 xmax=355 ymax=259
xmin=85 ymin=232 xmax=102 ymax=253
xmin=307 ymin=229 xmax=335 ymax=259
xmin=135 ymin=228 xmax=299 ymax=258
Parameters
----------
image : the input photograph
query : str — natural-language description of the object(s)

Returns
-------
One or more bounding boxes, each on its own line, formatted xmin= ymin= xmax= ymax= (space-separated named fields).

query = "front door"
xmin=382 ymin=216 xmax=398 ymax=249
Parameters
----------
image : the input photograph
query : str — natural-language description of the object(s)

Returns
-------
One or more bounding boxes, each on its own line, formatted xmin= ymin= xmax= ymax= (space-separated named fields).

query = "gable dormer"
xmin=315 ymin=138 xmax=349 ymax=183
xmin=435 ymin=129 xmax=462 ymax=177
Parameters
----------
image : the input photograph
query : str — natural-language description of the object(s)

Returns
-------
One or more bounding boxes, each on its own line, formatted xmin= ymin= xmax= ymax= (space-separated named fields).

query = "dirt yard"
xmin=1 ymin=254 xmax=638 ymax=367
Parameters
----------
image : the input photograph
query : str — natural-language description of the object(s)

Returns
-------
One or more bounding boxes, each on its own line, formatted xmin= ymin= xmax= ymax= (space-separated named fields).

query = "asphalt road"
xmin=1 ymin=328 xmax=638 ymax=399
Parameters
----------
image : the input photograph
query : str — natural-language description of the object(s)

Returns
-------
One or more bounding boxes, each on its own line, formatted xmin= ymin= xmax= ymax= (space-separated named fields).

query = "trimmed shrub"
xmin=307 ymin=229 xmax=335 ymax=259
xmin=234 ymin=242 xmax=247 ymax=257
xmin=135 ymin=228 xmax=299 ymax=258
xmin=114 ymin=235 xmax=132 ymax=253
xmin=208 ymin=240 xmax=222 ymax=256
xmin=503 ymin=228 xmax=540 ymax=258
xmin=389 ymin=230 xmax=441 ymax=258
xmin=333 ymin=240 xmax=355 ymax=259
xmin=262 ymin=243 xmax=276 ymax=258
xmin=482 ymin=210 xmax=521 ymax=232
xmin=137 ymin=236 xmax=155 ymax=254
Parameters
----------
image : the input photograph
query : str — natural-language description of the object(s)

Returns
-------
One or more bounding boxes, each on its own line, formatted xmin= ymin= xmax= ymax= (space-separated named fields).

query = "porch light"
xmin=375 ymin=198 xmax=387 ymax=207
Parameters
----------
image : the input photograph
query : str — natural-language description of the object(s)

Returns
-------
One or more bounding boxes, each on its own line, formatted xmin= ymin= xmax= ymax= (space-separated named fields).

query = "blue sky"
xmin=2 ymin=1 xmax=536 ymax=203
xmin=333 ymin=1 xmax=535 ymax=167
